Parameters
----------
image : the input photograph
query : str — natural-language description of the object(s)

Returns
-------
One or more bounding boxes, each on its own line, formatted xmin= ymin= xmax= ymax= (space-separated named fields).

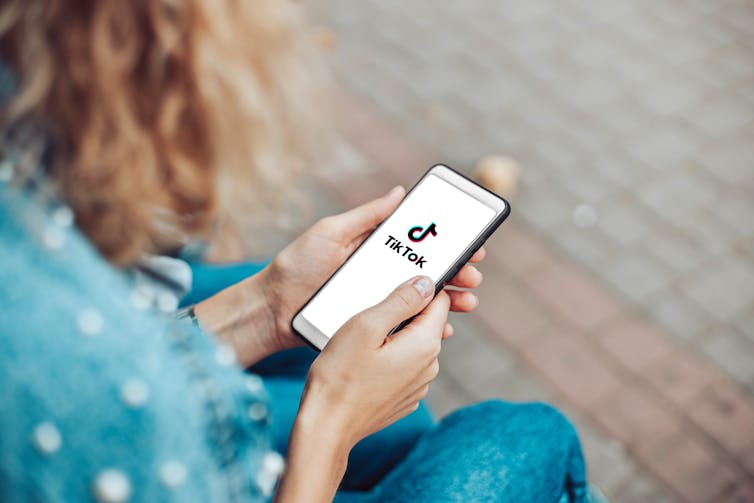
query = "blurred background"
xmin=294 ymin=1 xmax=753 ymax=501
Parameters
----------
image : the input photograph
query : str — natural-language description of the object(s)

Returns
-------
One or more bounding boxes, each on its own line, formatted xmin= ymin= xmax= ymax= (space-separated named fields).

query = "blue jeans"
xmin=185 ymin=262 xmax=589 ymax=502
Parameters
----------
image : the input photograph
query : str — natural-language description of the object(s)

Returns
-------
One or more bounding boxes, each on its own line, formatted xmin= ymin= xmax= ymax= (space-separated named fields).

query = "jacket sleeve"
xmin=0 ymin=189 xmax=280 ymax=503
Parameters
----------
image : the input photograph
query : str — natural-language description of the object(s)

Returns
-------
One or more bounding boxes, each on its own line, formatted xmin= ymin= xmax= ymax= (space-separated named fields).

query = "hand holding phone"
xmin=300 ymin=276 xmax=448 ymax=447
xmin=293 ymin=164 xmax=510 ymax=350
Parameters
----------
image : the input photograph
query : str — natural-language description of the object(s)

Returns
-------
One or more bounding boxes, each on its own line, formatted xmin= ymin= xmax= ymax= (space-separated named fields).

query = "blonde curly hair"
xmin=0 ymin=0 xmax=330 ymax=264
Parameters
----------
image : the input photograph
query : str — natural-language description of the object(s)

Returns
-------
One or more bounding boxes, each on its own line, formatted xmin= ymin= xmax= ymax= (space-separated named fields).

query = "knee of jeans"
xmin=465 ymin=400 xmax=579 ymax=443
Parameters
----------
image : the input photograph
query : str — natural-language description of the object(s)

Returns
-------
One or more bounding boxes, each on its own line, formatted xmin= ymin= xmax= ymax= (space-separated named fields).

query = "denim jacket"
xmin=0 ymin=180 xmax=280 ymax=502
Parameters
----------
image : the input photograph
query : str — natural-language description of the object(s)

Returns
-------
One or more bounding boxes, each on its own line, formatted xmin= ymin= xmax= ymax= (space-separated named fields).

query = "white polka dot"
xmin=156 ymin=291 xmax=178 ymax=313
xmin=159 ymin=460 xmax=187 ymax=488
xmin=255 ymin=452 xmax=284 ymax=497
xmin=52 ymin=206 xmax=74 ymax=227
xmin=247 ymin=402 xmax=268 ymax=422
xmin=244 ymin=375 xmax=263 ymax=394
xmin=262 ymin=451 xmax=285 ymax=474
xmin=129 ymin=288 xmax=152 ymax=311
xmin=42 ymin=226 xmax=65 ymax=250
xmin=120 ymin=379 xmax=150 ymax=408
xmin=77 ymin=308 xmax=104 ymax=336
xmin=0 ymin=159 xmax=12 ymax=182
xmin=33 ymin=422 xmax=62 ymax=454
xmin=215 ymin=345 xmax=236 ymax=367
xmin=93 ymin=469 xmax=132 ymax=503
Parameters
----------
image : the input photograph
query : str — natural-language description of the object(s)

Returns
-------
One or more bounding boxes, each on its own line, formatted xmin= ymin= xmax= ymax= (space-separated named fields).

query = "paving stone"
xmin=672 ymin=210 xmax=737 ymax=259
xmin=686 ymin=93 xmax=754 ymax=138
xmin=486 ymin=219 xmax=556 ymax=277
xmin=637 ymin=173 xmax=716 ymax=222
xmin=426 ymin=373 xmax=474 ymax=420
xmin=635 ymin=76 xmax=704 ymax=116
xmin=714 ymin=191 xmax=754 ymax=239
xmin=474 ymin=267 xmax=551 ymax=348
xmin=552 ymin=227 xmax=614 ymax=270
xmin=472 ymin=365 xmax=554 ymax=404
xmin=646 ymin=290 xmax=712 ymax=341
xmin=646 ymin=231 xmax=710 ymax=275
xmin=601 ymin=251 xmax=672 ymax=304
xmin=689 ymin=381 xmax=754 ymax=460
xmin=637 ymin=430 xmax=741 ymax=503
xmin=725 ymin=480 xmax=754 ymax=503
xmin=683 ymin=257 xmax=754 ymax=322
xmin=735 ymin=311 xmax=754 ymax=345
xmin=695 ymin=137 xmax=754 ymax=186
xmin=526 ymin=262 xmax=623 ymax=332
xmin=742 ymin=443 xmax=754 ymax=476
xmin=596 ymin=202 xmax=653 ymax=247
xmin=643 ymin=348 xmax=721 ymax=408
xmin=625 ymin=124 xmax=699 ymax=169
xmin=596 ymin=316 xmax=674 ymax=373
xmin=593 ymin=384 xmax=679 ymax=450
xmin=439 ymin=316 xmax=515 ymax=390
xmin=617 ymin=477 xmax=680 ymax=503
xmin=556 ymin=169 xmax=618 ymax=206
xmin=577 ymin=420 xmax=640 ymax=497
xmin=699 ymin=328 xmax=754 ymax=387
xmin=311 ymin=1 xmax=754 ymax=498
xmin=520 ymin=329 xmax=622 ymax=410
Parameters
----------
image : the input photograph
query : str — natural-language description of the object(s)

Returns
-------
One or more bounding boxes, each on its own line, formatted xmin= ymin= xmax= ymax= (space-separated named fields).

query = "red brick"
xmin=485 ymin=219 xmax=555 ymax=278
xmin=337 ymin=91 xmax=434 ymax=184
xmin=723 ymin=479 xmax=754 ymax=503
xmin=644 ymin=349 xmax=721 ymax=407
xmin=743 ymin=441 xmax=754 ymax=476
xmin=526 ymin=262 xmax=623 ymax=332
xmin=690 ymin=382 xmax=754 ymax=460
xmin=637 ymin=431 xmax=740 ymax=503
xmin=596 ymin=316 xmax=674 ymax=373
xmin=319 ymin=171 xmax=396 ymax=208
xmin=593 ymin=384 xmax=679 ymax=450
xmin=520 ymin=329 xmax=621 ymax=410
xmin=475 ymin=269 xmax=549 ymax=348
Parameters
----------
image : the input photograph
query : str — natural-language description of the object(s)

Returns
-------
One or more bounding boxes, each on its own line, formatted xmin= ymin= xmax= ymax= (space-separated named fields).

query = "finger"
xmin=383 ymin=402 xmax=423 ymax=428
xmin=447 ymin=289 xmax=479 ymax=312
xmin=420 ymin=358 xmax=440 ymax=383
xmin=389 ymin=291 xmax=450 ymax=351
xmin=447 ymin=264 xmax=483 ymax=289
xmin=332 ymin=185 xmax=405 ymax=241
xmin=442 ymin=322 xmax=454 ymax=339
xmin=396 ymin=383 xmax=431 ymax=411
xmin=356 ymin=275 xmax=434 ymax=344
xmin=468 ymin=247 xmax=486 ymax=263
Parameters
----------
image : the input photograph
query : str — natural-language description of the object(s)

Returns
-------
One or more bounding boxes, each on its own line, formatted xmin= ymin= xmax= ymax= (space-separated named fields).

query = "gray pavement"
xmin=308 ymin=0 xmax=754 ymax=395
xmin=306 ymin=0 xmax=754 ymax=501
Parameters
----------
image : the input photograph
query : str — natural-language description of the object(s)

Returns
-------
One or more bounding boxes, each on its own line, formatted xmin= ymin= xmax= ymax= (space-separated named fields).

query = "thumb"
xmin=357 ymin=276 xmax=435 ymax=345
xmin=334 ymin=185 xmax=405 ymax=241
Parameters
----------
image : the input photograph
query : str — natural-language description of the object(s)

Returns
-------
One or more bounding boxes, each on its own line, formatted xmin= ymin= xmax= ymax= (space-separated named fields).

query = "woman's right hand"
xmin=307 ymin=276 xmax=448 ymax=447
xmin=275 ymin=276 xmax=449 ymax=502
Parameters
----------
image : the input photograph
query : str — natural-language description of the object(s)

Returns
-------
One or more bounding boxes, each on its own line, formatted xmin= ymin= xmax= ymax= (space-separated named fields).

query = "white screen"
xmin=301 ymin=174 xmax=496 ymax=340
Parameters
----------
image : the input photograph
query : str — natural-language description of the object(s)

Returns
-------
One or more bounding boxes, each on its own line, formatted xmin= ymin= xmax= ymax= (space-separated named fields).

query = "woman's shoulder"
xmin=0 ymin=186 xmax=280 ymax=502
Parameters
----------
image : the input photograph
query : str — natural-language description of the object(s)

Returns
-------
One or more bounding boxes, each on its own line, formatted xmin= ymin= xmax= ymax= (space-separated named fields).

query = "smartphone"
xmin=292 ymin=164 xmax=510 ymax=350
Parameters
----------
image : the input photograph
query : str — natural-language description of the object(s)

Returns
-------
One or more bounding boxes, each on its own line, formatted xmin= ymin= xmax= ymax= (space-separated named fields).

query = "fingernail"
xmin=388 ymin=185 xmax=403 ymax=197
xmin=412 ymin=276 xmax=434 ymax=298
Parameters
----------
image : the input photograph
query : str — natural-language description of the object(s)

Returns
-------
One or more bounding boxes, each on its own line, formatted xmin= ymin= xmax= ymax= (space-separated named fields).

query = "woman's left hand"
xmin=260 ymin=185 xmax=487 ymax=351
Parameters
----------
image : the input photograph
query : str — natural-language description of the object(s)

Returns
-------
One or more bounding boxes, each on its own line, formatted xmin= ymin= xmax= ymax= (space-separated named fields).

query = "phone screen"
xmin=300 ymin=173 xmax=497 ymax=340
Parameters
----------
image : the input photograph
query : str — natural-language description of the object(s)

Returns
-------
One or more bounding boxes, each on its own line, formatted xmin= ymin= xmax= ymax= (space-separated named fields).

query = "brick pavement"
xmin=308 ymin=88 xmax=754 ymax=501
xmin=304 ymin=1 xmax=754 ymax=501
xmin=308 ymin=0 xmax=754 ymax=394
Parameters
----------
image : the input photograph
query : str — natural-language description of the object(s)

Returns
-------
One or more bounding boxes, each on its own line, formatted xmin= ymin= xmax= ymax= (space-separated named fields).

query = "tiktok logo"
xmin=382 ymin=222 xmax=437 ymax=269
xmin=408 ymin=222 xmax=438 ymax=242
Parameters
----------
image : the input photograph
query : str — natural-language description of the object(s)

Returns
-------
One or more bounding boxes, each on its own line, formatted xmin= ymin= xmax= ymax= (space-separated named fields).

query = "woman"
xmin=0 ymin=1 xmax=589 ymax=501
